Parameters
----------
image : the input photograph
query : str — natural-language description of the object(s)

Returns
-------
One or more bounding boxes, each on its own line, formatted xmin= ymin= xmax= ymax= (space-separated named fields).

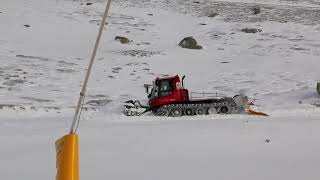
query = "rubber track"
xmin=155 ymin=100 xmax=239 ymax=116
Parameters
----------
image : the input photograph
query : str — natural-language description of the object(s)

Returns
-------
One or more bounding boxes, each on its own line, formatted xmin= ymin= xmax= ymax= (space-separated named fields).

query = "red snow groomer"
xmin=124 ymin=75 xmax=268 ymax=117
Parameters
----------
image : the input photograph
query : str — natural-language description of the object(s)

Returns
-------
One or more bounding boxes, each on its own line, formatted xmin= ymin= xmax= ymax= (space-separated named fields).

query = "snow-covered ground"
xmin=0 ymin=0 xmax=320 ymax=179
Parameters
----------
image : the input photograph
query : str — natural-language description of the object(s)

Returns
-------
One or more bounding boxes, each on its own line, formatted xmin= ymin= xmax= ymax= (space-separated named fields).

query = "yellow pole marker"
xmin=55 ymin=0 xmax=112 ymax=179
xmin=55 ymin=134 xmax=79 ymax=180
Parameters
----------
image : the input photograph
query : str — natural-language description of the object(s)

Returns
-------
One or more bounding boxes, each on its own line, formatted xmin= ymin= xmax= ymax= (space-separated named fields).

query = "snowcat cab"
xmin=145 ymin=75 xmax=189 ymax=108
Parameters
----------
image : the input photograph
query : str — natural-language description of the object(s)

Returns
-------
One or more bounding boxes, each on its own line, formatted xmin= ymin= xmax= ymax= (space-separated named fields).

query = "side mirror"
xmin=144 ymin=84 xmax=152 ymax=94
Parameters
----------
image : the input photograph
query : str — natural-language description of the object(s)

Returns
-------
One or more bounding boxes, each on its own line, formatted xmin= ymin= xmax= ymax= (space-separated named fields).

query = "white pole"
xmin=70 ymin=0 xmax=112 ymax=134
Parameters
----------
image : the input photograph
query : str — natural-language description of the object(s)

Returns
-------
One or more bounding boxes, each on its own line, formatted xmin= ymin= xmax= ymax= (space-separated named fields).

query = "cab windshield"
xmin=159 ymin=80 xmax=174 ymax=97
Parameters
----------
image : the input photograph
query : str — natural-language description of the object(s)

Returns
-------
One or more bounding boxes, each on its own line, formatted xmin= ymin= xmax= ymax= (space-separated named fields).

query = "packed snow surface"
xmin=0 ymin=0 xmax=320 ymax=179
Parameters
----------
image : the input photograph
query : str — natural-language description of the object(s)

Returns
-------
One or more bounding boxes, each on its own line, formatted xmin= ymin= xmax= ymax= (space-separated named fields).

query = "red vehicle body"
xmin=140 ymin=74 xmax=238 ymax=116
xmin=124 ymin=75 xmax=268 ymax=117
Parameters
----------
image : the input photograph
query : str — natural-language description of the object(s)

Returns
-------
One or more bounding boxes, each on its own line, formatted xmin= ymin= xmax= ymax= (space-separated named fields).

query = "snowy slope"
xmin=0 ymin=0 xmax=320 ymax=179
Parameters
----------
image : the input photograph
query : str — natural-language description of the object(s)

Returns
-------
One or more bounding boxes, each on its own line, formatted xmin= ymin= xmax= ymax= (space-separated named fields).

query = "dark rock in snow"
xmin=241 ymin=28 xmax=262 ymax=33
xmin=115 ymin=36 xmax=130 ymax=44
xmin=317 ymin=82 xmax=320 ymax=96
xmin=179 ymin=36 xmax=203 ymax=49
xmin=265 ymin=139 xmax=270 ymax=143
xmin=24 ymin=24 xmax=31 ymax=28
xmin=252 ymin=5 xmax=261 ymax=14
xmin=208 ymin=12 xmax=219 ymax=17
xmin=86 ymin=2 xmax=93 ymax=6
xmin=147 ymin=13 xmax=153 ymax=16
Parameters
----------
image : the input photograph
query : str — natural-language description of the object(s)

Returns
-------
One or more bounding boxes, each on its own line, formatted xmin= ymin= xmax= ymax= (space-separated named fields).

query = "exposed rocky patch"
xmin=58 ymin=60 xmax=77 ymax=66
xmin=55 ymin=68 xmax=75 ymax=73
xmin=0 ymin=104 xmax=98 ymax=113
xmin=89 ymin=13 xmax=154 ymax=30
xmin=241 ymin=28 xmax=262 ymax=33
xmin=141 ymin=42 xmax=151 ymax=45
xmin=208 ymin=12 xmax=219 ymax=17
xmin=20 ymin=96 xmax=54 ymax=103
xmin=113 ymin=50 xmax=162 ymax=57
xmin=0 ymin=104 xmax=21 ymax=110
xmin=207 ymin=31 xmax=226 ymax=40
xmin=136 ymin=41 xmax=151 ymax=46
xmin=3 ymin=79 xmax=25 ymax=86
xmin=16 ymin=55 xmax=50 ymax=61
xmin=111 ymin=67 xmax=122 ymax=74
xmin=290 ymin=47 xmax=310 ymax=51
xmin=153 ymin=0 xmax=320 ymax=25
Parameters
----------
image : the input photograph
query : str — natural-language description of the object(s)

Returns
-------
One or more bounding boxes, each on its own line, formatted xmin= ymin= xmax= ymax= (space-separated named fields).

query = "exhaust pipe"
xmin=182 ymin=75 xmax=186 ymax=87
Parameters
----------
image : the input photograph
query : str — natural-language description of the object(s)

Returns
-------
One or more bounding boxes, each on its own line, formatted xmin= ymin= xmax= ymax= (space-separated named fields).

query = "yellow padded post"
xmin=55 ymin=134 xmax=79 ymax=180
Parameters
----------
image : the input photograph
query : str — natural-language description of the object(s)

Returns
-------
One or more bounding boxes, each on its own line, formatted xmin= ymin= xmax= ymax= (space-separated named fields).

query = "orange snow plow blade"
xmin=245 ymin=108 xmax=269 ymax=116
xmin=55 ymin=133 xmax=79 ymax=180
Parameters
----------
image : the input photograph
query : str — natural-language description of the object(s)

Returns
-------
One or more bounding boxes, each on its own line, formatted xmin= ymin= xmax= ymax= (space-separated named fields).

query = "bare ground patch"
xmin=111 ymin=50 xmax=163 ymax=57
